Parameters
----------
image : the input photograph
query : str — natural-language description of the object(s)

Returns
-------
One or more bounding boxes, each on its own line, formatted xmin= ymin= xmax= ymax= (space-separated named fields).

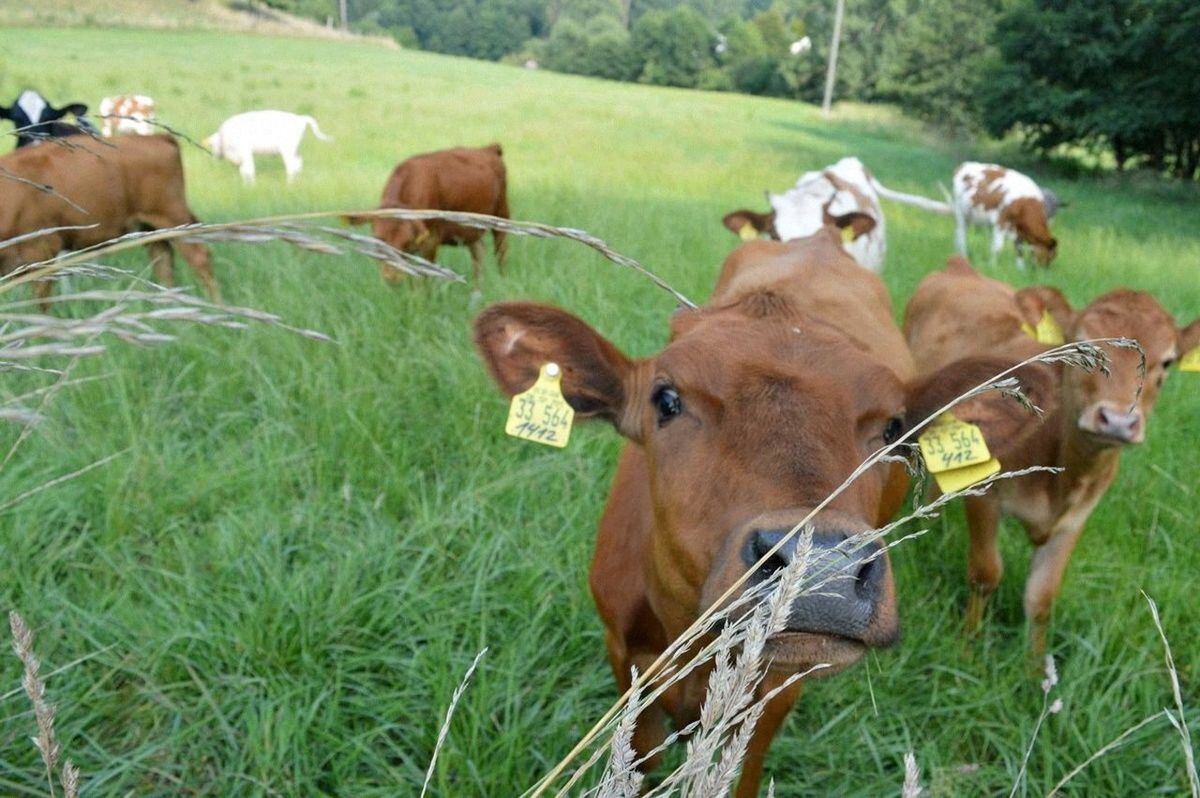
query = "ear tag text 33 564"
xmin=918 ymin=412 xmax=1000 ymax=493
xmin=1021 ymin=311 xmax=1065 ymax=345
xmin=1180 ymin=347 xmax=1200 ymax=373
xmin=505 ymin=363 xmax=575 ymax=448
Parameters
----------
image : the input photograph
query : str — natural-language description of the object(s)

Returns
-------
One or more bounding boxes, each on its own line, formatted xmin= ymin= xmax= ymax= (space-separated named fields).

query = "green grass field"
xmin=1 ymin=26 xmax=1198 ymax=796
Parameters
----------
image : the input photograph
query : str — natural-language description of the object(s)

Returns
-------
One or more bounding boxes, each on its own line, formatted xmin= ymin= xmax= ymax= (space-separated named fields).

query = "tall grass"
xmin=0 ymin=26 xmax=1197 ymax=796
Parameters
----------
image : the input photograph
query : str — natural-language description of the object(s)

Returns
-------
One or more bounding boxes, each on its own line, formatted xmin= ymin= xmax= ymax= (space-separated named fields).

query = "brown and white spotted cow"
xmin=98 ymin=94 xmax=156 ymax=137
xmin=953 ymin=161 xmax=1058 ymax=268
xmin=904 ymin=257 xmax=1200 ymax=659
xmin=474 ymin=232 xmax=1047 ymax=796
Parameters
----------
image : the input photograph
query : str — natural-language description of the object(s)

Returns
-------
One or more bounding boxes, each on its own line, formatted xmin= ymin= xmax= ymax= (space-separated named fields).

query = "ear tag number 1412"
xmin=505 ymin=363 xmax=575 ymax=448
xmin=918 ymin=412 xmax=1000 ymax=493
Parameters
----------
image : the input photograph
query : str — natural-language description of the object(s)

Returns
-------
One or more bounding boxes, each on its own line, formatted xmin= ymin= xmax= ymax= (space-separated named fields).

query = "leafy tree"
xmin=877 ymin=0 xmax=997 ymax=134
xmin=982 ymin=0 xmax=1200 ymax=178
xmin=631 ymin=7 xmax=716 ymax=87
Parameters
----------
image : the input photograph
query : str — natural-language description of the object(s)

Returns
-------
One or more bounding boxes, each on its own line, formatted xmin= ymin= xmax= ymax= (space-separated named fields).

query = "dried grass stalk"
xmin=9 ymin=610 xmax=79 ymax=798
xmin=1144 ymin=592 xmax=1199 ymax=797
xmin=420 ymin=647 xmax=488 ymax=798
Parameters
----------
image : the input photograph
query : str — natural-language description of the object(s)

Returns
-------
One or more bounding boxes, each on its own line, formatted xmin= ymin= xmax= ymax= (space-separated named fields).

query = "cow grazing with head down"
xmin=0 ymin=89 xmax=98 ymax=148
xmin=204 ymin=110 xmax=331 ymax=184
xmin=953 ymin=161 xmax=1058 ymax=269
xmin=0 ymin=134 xmax=218 ymax=307
xmin=346 ymin=144 xmax=509 ymax=285
xmin=99 ymin=94 xmax=156 ymax=137
xmin=474 ymin=231 xmax=1044 ymax=796
xmin=904 ymin=257 xmax=1199 ymax=659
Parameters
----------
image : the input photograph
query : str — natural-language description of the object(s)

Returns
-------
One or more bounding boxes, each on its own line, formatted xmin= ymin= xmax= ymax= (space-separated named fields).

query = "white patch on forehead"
xmin=502 ymin=328 xmax=526 ymax=355
xmin=17 ymin=90 xmax=47 ymax=122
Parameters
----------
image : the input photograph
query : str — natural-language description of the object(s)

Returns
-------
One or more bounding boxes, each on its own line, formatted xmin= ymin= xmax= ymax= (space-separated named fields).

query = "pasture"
xmin=1 ymin=26 xmax=1199 ymax=796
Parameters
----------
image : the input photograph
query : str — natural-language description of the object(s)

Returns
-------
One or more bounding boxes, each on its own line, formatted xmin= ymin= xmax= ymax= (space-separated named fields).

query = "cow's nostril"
xmin=854 ymin=557 xmax=877 ymax=599
xmin=749 ymin=530 xmax=790 ymax=576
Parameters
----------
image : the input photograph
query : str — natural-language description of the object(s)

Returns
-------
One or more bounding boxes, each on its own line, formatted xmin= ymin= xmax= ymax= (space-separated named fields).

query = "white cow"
xmin=723 ymin=157 xmax=951 ymax=272
xmin=98 ymin=94 xmax=156 ymax=136
xmin=204 ymin=110 xmax=332 ymax=184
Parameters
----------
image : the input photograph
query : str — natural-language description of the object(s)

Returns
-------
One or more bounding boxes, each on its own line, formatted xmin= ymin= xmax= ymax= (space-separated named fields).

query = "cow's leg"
xmin=493 ymin=195 xmax=510 ymax=274
xmin=239 ymin=152 xmax=256 ymax=184
xmin=964 ymin=494 xmax=1002 ymax=634
xmin=283 ymin=152 xmax=302 ymax=183
xmin=468 ymin=239 xmax=486 ymax=285
xmin=735 ymin=671 xmax=803 ymax=798
xmin=1024 ymin=521 xmax=1086 ymax=664
xmin=147 ymin=240 xmax=175 ymax=287
xmin=989 ymin=225 xmax=1007 ymax=267
xmin=33 ymin=279 xmax=56 ymax=314
xmin=141 ymin=213 xmax=220 ymax=301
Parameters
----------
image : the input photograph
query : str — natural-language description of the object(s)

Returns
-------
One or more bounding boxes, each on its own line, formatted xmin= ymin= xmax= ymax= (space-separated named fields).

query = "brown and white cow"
xmin=904 ymin=257 xmax=1200 ymax=659
xmin=346 ymin=144 xmax=508 ymax=285
xmin=723 ymin=157 xmax=952 ymax=273
xmin=953 ymin=162 xmax=1058 ymax=269
xmin=98 ymin=94 xmax=156 ymax=137
xmin=474 ymin=231 xmax=1042 ymax=796
xmin=0 ymin=133 xmax=217 ymax=307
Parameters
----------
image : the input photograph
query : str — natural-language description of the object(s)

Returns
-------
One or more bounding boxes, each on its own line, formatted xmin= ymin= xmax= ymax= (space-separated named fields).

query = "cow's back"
xmin=904 ymin=257 xmax=1047 ymax=374
xmin=0 ymin=134 xmax=189 ymax=268
xmin=711 ymin=230 xmax=913 ymax=380
xmin=394 ymin=144 xmax=505 ymax=214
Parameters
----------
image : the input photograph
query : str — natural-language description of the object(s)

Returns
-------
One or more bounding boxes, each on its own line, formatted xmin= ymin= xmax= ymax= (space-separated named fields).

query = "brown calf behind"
xmin=347 ymin=143 xmax=509 ymax=285
xmin=904 ymin=257 xmax=1200 ymax=659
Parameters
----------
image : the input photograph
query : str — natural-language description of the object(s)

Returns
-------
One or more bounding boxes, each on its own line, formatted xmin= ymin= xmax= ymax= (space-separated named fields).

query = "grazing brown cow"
xmin=0 ymin=133 xmax=217 ymax=307
xmin=904 ymin=257 xmax=1200 ymax=659
xmin=953 ymin=162 xmax=1057 ymax=268
xmin=475 ymin=231 xmax=1042 ymax=796
xmin=346 ymin=144 xmax=508 ymax=284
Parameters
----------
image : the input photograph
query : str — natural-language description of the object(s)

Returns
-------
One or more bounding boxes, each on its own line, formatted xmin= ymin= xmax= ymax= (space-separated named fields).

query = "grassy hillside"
xmin=0 ymin=27 xmax=1198 ymax=796
xmin=0 ymin=0 xmax=393 ymax=41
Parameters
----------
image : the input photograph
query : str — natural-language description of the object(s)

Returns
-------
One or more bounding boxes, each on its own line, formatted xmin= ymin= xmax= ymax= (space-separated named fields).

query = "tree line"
xmin=266 ymin=0 xmax=1200 ymax=179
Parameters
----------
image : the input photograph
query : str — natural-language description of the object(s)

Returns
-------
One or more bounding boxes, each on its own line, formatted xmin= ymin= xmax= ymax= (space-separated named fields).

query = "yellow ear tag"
xmin=505 ymin=363 xmax=575 ymax=448
xmin=738 ymin=223 xmax=757 ymax=241
xmin=841 ymin=225 xmax=855 ymax=243
xmin=1181 ymin=347 xmax=1200 ymax=373
xmin=1022 ymin=311 xmax=1064 ymax=345
xmin=918 ymin=412 xmax=1001 ymax=493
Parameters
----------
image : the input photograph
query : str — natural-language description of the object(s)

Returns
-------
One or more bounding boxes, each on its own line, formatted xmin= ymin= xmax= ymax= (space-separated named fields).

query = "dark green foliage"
xmin=631 ymin=7 xmax=716 ymax=88
xmin=877 ymin=0 xmax=998 ymax=134
xmin=543 ymin=18 xmax=639 ymax=81
xmin=983 ymin=0 xmax=1200 ymax=178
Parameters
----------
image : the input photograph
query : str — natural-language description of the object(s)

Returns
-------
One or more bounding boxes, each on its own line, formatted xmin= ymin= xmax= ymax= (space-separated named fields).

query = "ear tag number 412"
xmin=505 ymin=363 xmax=575 ymax=448
xmin=918 ymin=413 xmax=1000 ymax=493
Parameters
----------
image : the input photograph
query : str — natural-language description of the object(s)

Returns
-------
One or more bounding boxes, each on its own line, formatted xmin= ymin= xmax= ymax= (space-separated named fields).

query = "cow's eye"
xmin=651 ymin=384 xmax=683 ymax=426
xmin=1162 ymin=357 xmax=1176 ymax=370
xmin=882 ymin=417 xmax=904 ymax=445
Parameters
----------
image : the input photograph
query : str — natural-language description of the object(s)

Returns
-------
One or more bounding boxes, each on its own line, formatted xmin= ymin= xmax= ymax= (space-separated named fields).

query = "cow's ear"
xmin=828 ymin=210 xmax=876 ymax=239
xmin=1015 ymin=285 xmax=1074 ymax=332
xmin=473 ymin=302 xmax=640 ymax=439
xmin=904 ymin=357 xmax=1057 ymax=465
xmin=722 ymin=209 xmax=773 ymax=237
xmin=1178 ymin=318 xmax=1200 ymax=358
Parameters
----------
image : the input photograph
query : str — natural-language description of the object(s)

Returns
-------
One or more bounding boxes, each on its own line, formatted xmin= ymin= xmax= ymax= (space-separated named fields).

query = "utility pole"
xmin=821 ymin=0 xmax=845 ymax=117
xmin=338 ymin=0 xmax=348 ymax=30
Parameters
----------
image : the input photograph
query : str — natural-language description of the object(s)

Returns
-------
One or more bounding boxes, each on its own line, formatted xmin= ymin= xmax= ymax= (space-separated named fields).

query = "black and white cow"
xmin=0 ymin=89 xmax=98 ymax=148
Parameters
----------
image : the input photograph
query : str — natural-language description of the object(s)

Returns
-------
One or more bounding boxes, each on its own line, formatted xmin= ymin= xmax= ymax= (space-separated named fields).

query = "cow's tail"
xmin=303 ymin=116 xmax=333 ymax=142
xmin=869 ymin=176 xmax=953 ymax=215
